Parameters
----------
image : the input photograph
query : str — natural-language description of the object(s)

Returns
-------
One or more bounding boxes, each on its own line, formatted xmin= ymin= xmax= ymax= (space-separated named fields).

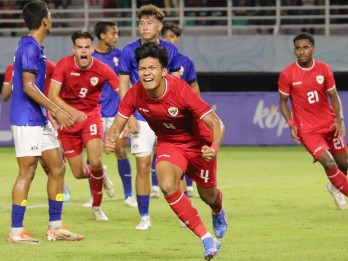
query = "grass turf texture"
xmin=0 ymin=146 xmax=347 ymax=260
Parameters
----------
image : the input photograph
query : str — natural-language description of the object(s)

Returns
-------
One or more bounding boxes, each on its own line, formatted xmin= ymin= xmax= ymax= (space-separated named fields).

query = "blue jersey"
xmin=119 ymin=39 xmax=180 ymax=120
xmin=177 ymin=53 xmax=197 ymax=84
xmin=10 ymin=35 xmax=48 ymax=126
xmin=119 ymin=39 xmax=180 ymax=85
xmin=92 ymin=47 xmax=122 ymax=117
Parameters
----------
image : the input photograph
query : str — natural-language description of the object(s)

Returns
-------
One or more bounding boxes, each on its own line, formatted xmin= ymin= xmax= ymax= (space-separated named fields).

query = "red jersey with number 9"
xmin=51 ymin=55 xmax=119 ymax=116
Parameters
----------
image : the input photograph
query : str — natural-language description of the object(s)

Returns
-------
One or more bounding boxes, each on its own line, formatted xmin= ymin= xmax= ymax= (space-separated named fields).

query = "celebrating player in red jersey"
xmin=279 ymin=32 xmax=348 ymax=210
xmin=49 ymin=31 xmax=119 ymax=221
xmin=105 ymin=42 xmax=227 ymax=260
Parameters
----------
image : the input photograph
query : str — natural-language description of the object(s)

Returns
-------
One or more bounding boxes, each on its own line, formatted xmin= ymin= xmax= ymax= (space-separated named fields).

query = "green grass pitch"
xmin=0 ymin=146 xmax=347 ymax=260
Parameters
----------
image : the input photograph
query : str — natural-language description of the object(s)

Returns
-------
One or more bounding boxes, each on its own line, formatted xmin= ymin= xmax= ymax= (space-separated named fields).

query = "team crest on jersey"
xmin=113 ymin=57 xmax=119 ymax=66
xmin=90 ymin=77 xmax=99 ymax=86
xmin=168 ymin=107 xmax=179 ymax=117
xmin=316 ymin=75 xmax=324 ymax=84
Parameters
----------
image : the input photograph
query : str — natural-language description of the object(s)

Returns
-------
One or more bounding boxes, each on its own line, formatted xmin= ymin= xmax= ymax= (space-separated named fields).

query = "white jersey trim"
xmin=279 ymin=90 xmax=290 ymax=96
xmin=118 ymin=111 xmax=130 ymax=119
xmin=200 ymin=109 xmax=213 ymax=120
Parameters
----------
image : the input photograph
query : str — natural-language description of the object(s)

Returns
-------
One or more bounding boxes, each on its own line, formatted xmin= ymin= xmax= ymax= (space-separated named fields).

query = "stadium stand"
xmin=0 ymin=0 xmax=347 ymax=37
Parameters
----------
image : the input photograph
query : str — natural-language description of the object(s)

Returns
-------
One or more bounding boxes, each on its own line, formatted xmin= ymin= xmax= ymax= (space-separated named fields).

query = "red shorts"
xmin=58 ymin=114 xmax=104 ymax=158
xmin=156 ymin=142 xmax=217 ymax=189
xmin=300 ymin=127 xmax=346 ymax=161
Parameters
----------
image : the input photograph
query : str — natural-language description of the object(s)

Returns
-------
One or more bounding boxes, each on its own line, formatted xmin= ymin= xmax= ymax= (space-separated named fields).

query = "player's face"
xmin=293 ymin=39 xmax=316 ymax=68
xmin=162 ymin=30 xmax=179 ymax=45
xmin=102 ymin=26 xmax=119 ymax=48
xmin=138 ymin=57 xmax=167 ymax=97
xmin=139 ymin=16 xmax=163 ymax=43
xmin=73 ymin=38 xmax=94 ymax=69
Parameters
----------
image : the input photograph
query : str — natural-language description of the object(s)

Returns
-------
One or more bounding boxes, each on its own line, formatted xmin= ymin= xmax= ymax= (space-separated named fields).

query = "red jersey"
xmin=44 ymin=59 xmax=55 ymax=96
xmin=51 ymin=55 xmax=119 ymax=115
xmin=278 ymin=59 xmax=336 ymax=133
xmin=3 ymin=64 xmax=13 ymax=84
xmin=118 ymin=75 xmax=212 ymax=146
xmin=4 ymin=60 xmax=54 ymax=96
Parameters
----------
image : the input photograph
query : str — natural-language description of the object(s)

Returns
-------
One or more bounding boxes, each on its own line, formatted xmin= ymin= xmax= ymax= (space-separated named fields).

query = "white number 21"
xmin=307 ymin=91 xmax=319 ymax=104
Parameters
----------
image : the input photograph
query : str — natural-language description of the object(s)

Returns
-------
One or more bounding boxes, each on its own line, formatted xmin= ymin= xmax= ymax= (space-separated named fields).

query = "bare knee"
xmin=115 ymin=146 xmax=127 ymax=159
xmin=318 ymin=152 xmax=337 ymax=170
xmin=159 ymin=181 xmax=178 ymax=196
xmin=88 ymin=157 xmax=102 ymax=171
xmin=18 ymin=165 xmax=36 ymax=182
xmin=48 ymin=164 xmax=65 ymax=178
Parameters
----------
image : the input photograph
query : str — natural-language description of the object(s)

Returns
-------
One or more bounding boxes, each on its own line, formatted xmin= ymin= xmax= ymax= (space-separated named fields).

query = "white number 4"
xmin=200 ymin=169 xmax=210 ymax=183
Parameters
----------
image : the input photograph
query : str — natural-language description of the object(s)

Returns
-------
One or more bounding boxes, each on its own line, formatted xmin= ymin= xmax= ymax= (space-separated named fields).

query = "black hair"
xmin=22 ymin=0 xmax=49 ymax=30
xmin=293 ymin=32 xmax=315 ymax=46
xmin=94 ymin=21 xmax=118 ymax=40
xmin=138 ymin=4 xmax=165 ymax=22
xmin=135 ymin=42 xmax=168 ymax=68
xmin=71 ymin=31 xmax=94 ymax=44
xmin=161 ymin=23 xmax=182 ymax=37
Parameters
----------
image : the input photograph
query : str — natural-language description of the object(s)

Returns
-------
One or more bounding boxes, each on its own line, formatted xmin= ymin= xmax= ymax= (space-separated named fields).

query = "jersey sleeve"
xmin=118 ymin=46 xmax=133 ymax=75
xmin=167 ymin=44 xmax=181 ymax=73
xmin=104 ymin=64 xmax=119 ymax=91
xmin=3 ymin=64 xmax=13 ymax=84
xmin=278 ymin=71 xmax=291 ymax=96
xmin=324 ymin=64 xmax=336 ymax=91
xmin=118 ymin=86 xmax=136 ymax=119
xmin=21 ymin=43 xmax=40 ymax=74
xmin=180 ymin=80 xmax=211 ymax=119
xmin=51 ymin=58 xmax=66 ymax=85
xmin=184 ymin=57 xmax=197 ymax=84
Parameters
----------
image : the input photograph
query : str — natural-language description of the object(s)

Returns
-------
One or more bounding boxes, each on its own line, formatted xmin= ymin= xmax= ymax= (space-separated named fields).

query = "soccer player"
xmin=8 ymin=0 xmax=82 ymax=244
xmin=118 ymin=4 xmax=181 ymax=230
xmin=279 ymin=32 xmax=348 ymax=210
xmin=89 ymin=21 xmax=137 ymax=208
xmin=48 ymin=31 xmax=119 ymax=221
xmin=2 ymin=61 xmax=72 ymax=203
xmin=160 ymin=22 xmax=201 ymax=199
xmin=105 ymin=42 xmax=227 ymax=260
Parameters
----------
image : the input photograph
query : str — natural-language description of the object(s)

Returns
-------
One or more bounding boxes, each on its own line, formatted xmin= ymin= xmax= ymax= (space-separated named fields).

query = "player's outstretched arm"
xmin=201 ymin=111 xmax=225 ymax=162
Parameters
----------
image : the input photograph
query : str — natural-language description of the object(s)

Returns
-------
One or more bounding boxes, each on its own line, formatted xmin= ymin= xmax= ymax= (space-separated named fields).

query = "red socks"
xmin=165 ymin=189 xmax=207 ymax=237
xmin=326 ymin=165 xmax=348 ymax=196
xmin=210 ymin=188 xmax=223 ymax=214
xmin=87 ymin=165 xmax=104 ymax=207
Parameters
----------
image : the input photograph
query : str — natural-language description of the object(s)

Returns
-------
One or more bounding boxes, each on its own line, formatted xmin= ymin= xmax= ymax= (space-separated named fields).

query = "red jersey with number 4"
xmin=278 ymin=60 xmax=336 ymax=133
xmin=118 ymin=74 xmax=213 ymax=146
xmin=51 ymin=55 xmax=119 ymax=115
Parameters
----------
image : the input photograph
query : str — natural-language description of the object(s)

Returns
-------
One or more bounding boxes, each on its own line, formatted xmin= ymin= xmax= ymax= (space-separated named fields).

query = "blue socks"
xmin=137 ymin=195 xmax=150 ymax=216
xmin=11 ymin=204 xmax=26 ymax=228
xmin=118 ymin=158 xmax=133 ymax=199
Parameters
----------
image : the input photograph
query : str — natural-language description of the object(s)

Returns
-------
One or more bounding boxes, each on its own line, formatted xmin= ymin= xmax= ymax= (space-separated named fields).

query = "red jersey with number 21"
xmin=52 ymin=55 xmax=119 ymax=115
xmin=118 ymin=74 xmax=212 ymax=146
xmin=278 ymin=60 xmax=336 ymax=133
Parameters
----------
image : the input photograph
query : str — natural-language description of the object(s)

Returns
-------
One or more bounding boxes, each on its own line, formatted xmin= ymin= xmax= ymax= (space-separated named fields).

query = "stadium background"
xmin=1 ymin=1 xmax=348 ymax=146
